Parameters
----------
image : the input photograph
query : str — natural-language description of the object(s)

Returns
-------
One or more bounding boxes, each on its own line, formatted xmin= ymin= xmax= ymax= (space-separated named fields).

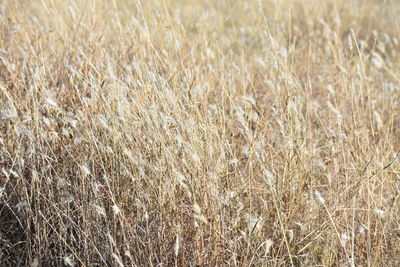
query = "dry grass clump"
xmin=1 ymin=0 xmax=400 ymax=266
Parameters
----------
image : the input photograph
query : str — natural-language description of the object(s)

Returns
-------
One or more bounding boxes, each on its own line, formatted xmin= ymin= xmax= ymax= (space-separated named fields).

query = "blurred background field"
xmin=1 ymin=0 xmax=400 ymax=266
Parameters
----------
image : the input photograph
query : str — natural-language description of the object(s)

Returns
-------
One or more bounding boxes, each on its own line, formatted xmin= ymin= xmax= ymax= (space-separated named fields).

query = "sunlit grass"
xmin=1 ymin=0 xmax=399 ymax=265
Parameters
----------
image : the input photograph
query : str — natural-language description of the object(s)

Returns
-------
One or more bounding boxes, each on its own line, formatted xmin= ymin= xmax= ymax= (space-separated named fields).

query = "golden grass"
xmin=1 ymin=0 xmax=400 ymax=266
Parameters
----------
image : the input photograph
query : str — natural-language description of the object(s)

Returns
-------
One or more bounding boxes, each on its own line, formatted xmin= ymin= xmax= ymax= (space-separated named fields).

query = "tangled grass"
xmin=1 ymin=0 xmax=400 ymax=266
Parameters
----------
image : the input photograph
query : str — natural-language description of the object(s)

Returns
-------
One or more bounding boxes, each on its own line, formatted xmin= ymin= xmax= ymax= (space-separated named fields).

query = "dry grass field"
xmin=1 ymin=0 xmax=400 ymax=266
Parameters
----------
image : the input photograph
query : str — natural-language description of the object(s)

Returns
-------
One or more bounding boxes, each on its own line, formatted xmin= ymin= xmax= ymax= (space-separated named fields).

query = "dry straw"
xmin=0 ymin=0 xmax=399 ymax=266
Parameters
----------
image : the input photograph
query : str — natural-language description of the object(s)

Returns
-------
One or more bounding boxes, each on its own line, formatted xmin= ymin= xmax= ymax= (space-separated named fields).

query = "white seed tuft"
xmin=63 ymin=255 xmax=76 ymax=267
xmin=263 ymin=169 xmax=275 ymax=186
xmin=264 ymin=239 xmax=273 ymax=255
xmin=314 ymin=190 xmax=326 ymax=205
xmin=112 ymin=253 xmax=124 ymax=267
xmin=193 ymin=203 xmax=202 ymax=215
xmin=174 ymin=233 xmax=180 ymax=257
xmin=340 ymin=233 xmax=350 ymax=246
xmin=112 ymin=205 xmax=121 ymax=215
xmin=80 ymin=164 xmax=91 ymax=176
xmin=0 ymin=109 xmax=17 ymax=120
xmin=93 ymin=204 xmax=106 ymax=217
xmin=371 ymin=52 xmax=384 ymax=69
xmin=374 ymin=208 xmax=385 ymax=218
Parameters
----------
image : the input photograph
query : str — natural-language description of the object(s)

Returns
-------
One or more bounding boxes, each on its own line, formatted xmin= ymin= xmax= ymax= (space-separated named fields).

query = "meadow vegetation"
xmin=1 ymin=0 xmax=400 ymax=265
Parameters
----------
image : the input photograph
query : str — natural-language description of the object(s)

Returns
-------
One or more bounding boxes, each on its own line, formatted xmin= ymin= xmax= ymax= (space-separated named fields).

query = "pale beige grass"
xmin=0 ymin=0 xmax=399 ymax=266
